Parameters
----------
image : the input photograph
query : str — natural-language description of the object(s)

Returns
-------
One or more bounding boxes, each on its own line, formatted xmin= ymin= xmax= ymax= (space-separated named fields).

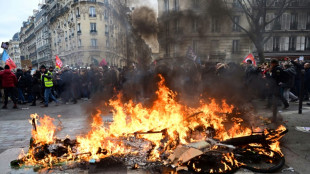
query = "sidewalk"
xmin=253 ymin=99 xmax=310 ymax=174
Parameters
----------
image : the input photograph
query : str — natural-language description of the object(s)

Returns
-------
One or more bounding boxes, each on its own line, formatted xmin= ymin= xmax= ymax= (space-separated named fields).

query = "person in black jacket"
xmin=304 ymin=63 xmax=310 ymax=105
xmin=30 ymin=70 xmax=42 ymax=106
xmin=16 ymin=69 xmax=26 ymax=104
xmin=270 ymin=59 xmax=289 ymax=109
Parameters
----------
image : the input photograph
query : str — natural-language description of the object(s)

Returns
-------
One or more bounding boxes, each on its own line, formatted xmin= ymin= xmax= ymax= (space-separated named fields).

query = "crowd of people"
xmin=0 ymin=64 xmax=122 ymax=108
xmin=0 ymin=57 xmax=310 ymax=110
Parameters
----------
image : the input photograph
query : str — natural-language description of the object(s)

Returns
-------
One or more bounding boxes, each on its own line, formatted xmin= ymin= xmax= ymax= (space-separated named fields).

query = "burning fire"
xmin=16 ymin=75 xmax=285 ymax=169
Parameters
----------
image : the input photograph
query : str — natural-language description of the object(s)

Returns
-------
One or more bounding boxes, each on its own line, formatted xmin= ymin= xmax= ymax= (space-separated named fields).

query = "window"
xmin=106 ymin=39 xmax=110 ymax=48
xmin=104 ymin=10 xmax=108 ymax=20
xmin=290 ymin=13 xmax=298 ymax=30
xmin=232 ymin=16 xmax=240 ymax=32
xmin=174 ymin=19 xmax=179 ymax=33
xmin=90 ymin=23 xmax=97 ymax=32
xmin=91 ymin=39 xmax=97 ymax=47
xmin=164 ymin=0 xmax=169 ymax=13
xmin=211 ymin=17 xmax=220 ymax=33
xmin=76 ymin=7 xmax=80 ymax=17
xmin=274 ymin=15 xmax=281 ymax=30
xmin=77 ymin=23 xmax=81 ymax=32
xmin=193 ymin=0 xmax=199 ymax=7
xmin=232 ymin=40 xmax=240 ymax=53
xmin=165 ymin=43 xmax=170 ymax=57
xmin=78 ymin=39 xmax=82 ymax=47
xmin=173 ymin=0 xmax=179 ymax=11
xmin=305 ymin=36 xmax=310 ymax=50
xmin=165 ymin=22 xmax=169 ymax=37
xmin=89 ymin=0 xmax=96 ymax=2
xmin=89 ymin=7 xmax=96 ymax=17
xmin=273 ymin=37 xmax=280 ymax=51
xmin=105 ymin=24 xmax=109 ymax=35
xmin=289 ymin=36 xmax=296 ymax=51
xmin=307 ymin=12 xmax=310 ymax=29
xmin=192 ymin=19 xmax=198 ymax=32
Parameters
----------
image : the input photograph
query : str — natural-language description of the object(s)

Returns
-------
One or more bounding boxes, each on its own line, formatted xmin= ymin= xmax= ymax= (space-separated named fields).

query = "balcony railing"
xmin=89 ymin=14 xmax=97 ymax=17
xmin=50 ymin=6 xmax=69 ymax=24
xmin=77 ymin=30 xmax=82 ymax=34
xmin=90 ymin=30 xmax=97 ymax=34
xmin=29 ymin=52 xmax=37 ymax=58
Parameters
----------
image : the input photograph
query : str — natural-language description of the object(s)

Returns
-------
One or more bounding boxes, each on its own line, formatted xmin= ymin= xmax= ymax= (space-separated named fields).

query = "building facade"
xmin=34 ymin=7 xmax=52 ymax=67
xmin=157 ymin=0 xmax=252 ymax=63
xmin=263 ymin=0 xmax=310 ymax=60
xmin=17 ymin=0 xmax=152 ymax=68
xmin=8 ymin=33 xmax=22 ymax=68
xmin=39 ymin=0 xmax=130 ymax=68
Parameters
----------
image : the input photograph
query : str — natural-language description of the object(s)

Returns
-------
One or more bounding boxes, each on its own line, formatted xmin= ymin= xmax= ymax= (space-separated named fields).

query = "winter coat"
xmin=282 ymin=67 xmax=296 ymax=88
xmin=0 ymin=69 xmax=18 ymax=88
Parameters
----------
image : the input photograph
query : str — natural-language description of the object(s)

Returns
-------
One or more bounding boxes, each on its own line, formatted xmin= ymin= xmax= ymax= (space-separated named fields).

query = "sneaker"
xmin=13 ymin=105 xmax=18 ymax=109
xmin=40 ymin=105 xmax=48 ymax=107
xmin=30 ymin=103 xmax=36 ymax=106
xmin=2 ymin=105 xmax=7 ymax=109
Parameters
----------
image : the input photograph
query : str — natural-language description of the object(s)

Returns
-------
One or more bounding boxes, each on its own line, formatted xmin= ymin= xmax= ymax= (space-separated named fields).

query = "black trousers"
xmin=3 ymin=87 xmax=17 ymax=106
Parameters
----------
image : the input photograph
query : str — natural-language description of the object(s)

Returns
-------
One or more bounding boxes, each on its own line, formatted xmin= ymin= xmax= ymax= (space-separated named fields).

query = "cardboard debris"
xmin=178 ymin=148 xmax=203 ymax=163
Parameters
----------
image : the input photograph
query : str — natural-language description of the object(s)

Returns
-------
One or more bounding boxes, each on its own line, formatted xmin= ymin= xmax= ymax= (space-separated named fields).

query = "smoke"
xmin=132 ymin=6 xmax=158 ymax=38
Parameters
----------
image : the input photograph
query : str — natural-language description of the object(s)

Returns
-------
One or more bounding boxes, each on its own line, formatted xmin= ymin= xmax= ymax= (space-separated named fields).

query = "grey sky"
xmin=0 ymin=0 xmax=39 ymax=43
xmin=0 ymin=0 xmax=158 ymax=44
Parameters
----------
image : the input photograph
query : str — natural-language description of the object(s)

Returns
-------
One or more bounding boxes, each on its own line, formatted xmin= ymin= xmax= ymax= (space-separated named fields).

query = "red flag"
xmin=56 ymin=55 xmax=63 ymax=69
xmin=5 ymin=57 xmax=17 ymax=69
xmin=242 ymin=53 xmax=256 ymax=66
xmin=99 ymin=58 xmax=107 ymax=66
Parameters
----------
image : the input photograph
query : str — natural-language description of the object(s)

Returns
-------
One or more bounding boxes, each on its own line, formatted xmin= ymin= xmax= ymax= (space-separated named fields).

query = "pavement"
xmin=0 ymin=99 xmax=309 ymax=174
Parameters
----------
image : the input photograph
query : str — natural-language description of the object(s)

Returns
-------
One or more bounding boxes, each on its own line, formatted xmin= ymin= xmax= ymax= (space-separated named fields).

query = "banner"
xmin=6 ymin=57 xmax=17 ymax=69
xmin=242 ymin=53 xmax=256 ymax=66
xmin=56 ymin=55 xmax=63 ymax=69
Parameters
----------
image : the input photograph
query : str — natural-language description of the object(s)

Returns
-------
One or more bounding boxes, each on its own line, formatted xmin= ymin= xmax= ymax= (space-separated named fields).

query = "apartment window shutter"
xmin=284 ymin=37 xmax=289 ymax=50
xmin=286 ymin=14 xmax=291 ymax=30
xmin=301 ymin=36 xmax=305 ymax=50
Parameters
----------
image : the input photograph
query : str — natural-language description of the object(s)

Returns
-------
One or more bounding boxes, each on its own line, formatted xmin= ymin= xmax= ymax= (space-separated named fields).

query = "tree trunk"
xmin=255 ymin=41 xmax=266 ymax=63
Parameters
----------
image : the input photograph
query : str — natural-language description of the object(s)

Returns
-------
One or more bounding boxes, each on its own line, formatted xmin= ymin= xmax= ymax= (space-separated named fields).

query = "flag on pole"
xmin=1 ymin=50 xmax=9 ymax=62
xmin=99 ymin=58 xmax=107 ymax=66
xmin=55 ymin=55 xmax=63 ymax=69
xmin=5 ymin=57 xmax=17 ymax=69
xmin=242 ymin=53 xmax=256 ymax=66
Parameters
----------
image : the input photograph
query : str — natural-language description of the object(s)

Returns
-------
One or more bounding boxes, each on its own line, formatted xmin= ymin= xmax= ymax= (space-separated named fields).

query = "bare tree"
xmin=223 ymin=0 xmax=293 ymax=63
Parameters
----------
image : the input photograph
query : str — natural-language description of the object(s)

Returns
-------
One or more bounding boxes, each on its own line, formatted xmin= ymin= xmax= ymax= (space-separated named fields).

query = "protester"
xmin=30 ymin=70 xmax=42 ymax=106
xmin=16 ymin=69 xmax=26 ymax=104
xmin=40 ymin=65 xmax=58 ymax=107
xmin=0 ymin=65 xmax=18 ymax=109
xmin=270 ymin=59 xmax=289 ymax=109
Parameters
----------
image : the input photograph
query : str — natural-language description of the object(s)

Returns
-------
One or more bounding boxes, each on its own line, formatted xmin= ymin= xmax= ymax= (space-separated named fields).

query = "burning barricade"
xmin=11 ymin=75 xmax=287 ymax=173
